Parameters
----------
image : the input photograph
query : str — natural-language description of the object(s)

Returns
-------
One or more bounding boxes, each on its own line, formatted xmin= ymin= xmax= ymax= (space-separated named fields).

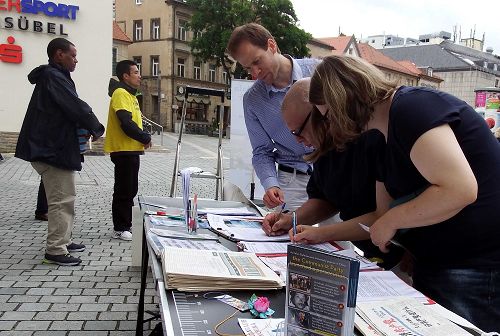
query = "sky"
xmin=290 ymin=0 xmax=500 ymax=55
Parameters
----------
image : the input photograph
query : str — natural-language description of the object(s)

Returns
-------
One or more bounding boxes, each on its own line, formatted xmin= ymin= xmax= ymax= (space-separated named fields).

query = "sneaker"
xmin=43 ymin=253 xmax=81 ymax=266
xmin=112 ymin=230 xmax=132 ymax=241
xmin=67 ymin=242 xmax=86 ymax=253
xmin=35 ymin=213 xmax=48 ymax=221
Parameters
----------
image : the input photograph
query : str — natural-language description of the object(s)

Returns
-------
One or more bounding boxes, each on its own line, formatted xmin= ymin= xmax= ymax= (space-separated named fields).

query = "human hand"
xmin=262 ymin=212 xmax=292 ymax=236
xmin=369 ymin=219 xmax=397 ymax=253
xmin=144 ymin=141 xmax=152 ymax=149
xmin=290 ymin=225 xmax=325 ymax=244
xmin=263 ymin=187 xmax=284 ymax=208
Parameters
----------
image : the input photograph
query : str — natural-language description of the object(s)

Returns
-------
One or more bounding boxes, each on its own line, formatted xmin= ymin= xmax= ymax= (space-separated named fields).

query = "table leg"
xmin=136 ymin=221 xmax=149 ymax=336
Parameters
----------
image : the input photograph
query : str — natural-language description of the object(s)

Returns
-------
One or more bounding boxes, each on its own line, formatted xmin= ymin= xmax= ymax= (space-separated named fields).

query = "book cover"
xmin=286 ymin=244 xmax=360 ymax=336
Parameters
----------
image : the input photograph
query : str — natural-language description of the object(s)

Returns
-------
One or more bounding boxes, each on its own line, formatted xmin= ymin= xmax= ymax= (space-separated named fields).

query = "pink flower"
xmin=253 ymin=297 xmax=270 ymax=313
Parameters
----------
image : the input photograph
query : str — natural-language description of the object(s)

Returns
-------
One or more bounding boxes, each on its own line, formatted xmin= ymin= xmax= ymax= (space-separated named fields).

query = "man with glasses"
xmin=227 ymin=23 xmax=319 ymax=210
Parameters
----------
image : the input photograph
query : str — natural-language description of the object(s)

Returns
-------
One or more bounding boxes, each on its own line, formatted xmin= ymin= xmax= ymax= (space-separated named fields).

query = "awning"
xmin=175 ymin=95 xmax=211 ymax=104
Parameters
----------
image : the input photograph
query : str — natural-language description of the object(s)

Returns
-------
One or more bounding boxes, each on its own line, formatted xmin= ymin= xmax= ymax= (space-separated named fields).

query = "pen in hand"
xmin=292 ymin=211 xmax=297 ymax=243
xmin=278 ymin=202 xmax=286 ymax=220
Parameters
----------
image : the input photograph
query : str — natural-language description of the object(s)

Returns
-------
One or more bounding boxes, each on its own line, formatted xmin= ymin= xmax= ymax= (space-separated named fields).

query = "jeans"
xmin=413 ymin=264 xmax=500 ymax=332
xmin=111 ymin=155 xmax=140 ymax=231
xmin=32 ymin=162 xmax=75 ymax=255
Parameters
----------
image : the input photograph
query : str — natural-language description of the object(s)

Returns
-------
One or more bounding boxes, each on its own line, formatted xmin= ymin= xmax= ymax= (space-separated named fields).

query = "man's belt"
xmin=278 ymin=164 xmax=312 ymax=176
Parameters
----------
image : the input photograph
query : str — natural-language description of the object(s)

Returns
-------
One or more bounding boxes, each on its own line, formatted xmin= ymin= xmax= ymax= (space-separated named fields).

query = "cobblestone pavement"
xmin=0 ymin=132 xmax=229 ymax=335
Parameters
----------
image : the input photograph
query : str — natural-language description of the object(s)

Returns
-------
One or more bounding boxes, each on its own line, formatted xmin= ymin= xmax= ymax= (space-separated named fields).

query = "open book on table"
xmin=161 ymin=246 xmax=285 ymax=292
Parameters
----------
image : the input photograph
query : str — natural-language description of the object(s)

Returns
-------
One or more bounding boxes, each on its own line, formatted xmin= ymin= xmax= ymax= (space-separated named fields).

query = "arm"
xmin=116 ymin=110 xmax=151 ymax=145
xmin=292 ymin=182 xmax=392 ymax=244
xmin=47 ymin=73 xmax=104 ymax=138
xmin=370 ymin=124 xmax=477 ymax=251
xmin=243 ymin=94 xmax=279 ymax=192
xmin=262 ymin=198 xmax=337 ymax=236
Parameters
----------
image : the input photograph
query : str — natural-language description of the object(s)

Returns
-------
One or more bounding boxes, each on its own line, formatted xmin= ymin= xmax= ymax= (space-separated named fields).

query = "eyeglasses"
xmin=290 ymin=111 xmax=312 ymax=137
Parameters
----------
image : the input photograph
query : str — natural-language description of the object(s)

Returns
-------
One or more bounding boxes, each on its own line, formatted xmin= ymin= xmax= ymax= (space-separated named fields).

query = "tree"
xmin=186 ymin=0 xmax=312 ymax=81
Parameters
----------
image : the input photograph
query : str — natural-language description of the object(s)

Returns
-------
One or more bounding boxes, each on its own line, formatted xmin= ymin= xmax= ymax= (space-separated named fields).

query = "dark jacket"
xmin=15 ymin=63 xmax=105 ymax=171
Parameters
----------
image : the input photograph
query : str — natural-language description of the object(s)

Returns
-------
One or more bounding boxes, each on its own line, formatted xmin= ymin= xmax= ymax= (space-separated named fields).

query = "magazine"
xmin=161 ymin=246 xmax=285 ymax=291
xmin=286 ymin=244 xmax=360 ymax=336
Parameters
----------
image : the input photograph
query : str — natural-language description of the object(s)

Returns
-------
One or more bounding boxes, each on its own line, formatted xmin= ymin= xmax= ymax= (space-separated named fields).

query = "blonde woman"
xmin=295 ymin=55 xmax=500 ymax=331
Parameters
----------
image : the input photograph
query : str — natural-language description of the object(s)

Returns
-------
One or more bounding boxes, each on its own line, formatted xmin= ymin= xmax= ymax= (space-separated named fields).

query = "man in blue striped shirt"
xmin=227 ymin=23 xmax=319 ymax=210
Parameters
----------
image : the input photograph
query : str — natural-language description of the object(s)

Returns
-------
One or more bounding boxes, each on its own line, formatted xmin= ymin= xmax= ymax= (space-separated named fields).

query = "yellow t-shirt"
xmin=104 ymin=88 xmax=144 ymax=153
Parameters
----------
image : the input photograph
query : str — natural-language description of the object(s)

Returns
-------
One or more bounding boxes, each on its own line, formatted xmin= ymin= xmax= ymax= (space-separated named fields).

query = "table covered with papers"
xmin=136 ymin=195 xmax=486 ymax=336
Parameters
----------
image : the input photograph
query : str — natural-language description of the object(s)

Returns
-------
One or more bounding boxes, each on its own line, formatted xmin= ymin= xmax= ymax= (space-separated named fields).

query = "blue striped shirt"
xmin=243 ymin=56 xmax=319 ymax=190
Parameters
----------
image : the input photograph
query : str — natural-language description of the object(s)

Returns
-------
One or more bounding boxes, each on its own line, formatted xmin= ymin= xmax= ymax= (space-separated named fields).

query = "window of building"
xmin=177 ymin=19 xmax=187 ymax=41
xmin=427 ymin=67 xmax=433 ymax=77
xmin=494 ymin=64 xmax=498 ymax=72
xmin=133 ymin=56 xmax=142 ymax=75
xmin=209 ymin=64 xmax=216 ymax=82
xmin=186 ymin=101 xmax=207 ymax=121
xmin=112 ymin=47 xmax=117 ymax=75
xmin=135 ymin=0 xmax=142 ymax=4
xmin=194 ymin=31 xmax=202 ymax=39
xmin=151 ymin=18 xmax=160 ymax=40
xmin=177 ymin=58 xmax=185 ymax=77
xmin=193 ymin=61 xmax=201 ymax=80
xmin=222 ymin=71 xmax=229 ymax=85
xmin=133 ymin=20 xmax=143 ymax=41
xmin=151 ymin=56 xmax=159 ymax=76
xmin=496 ymin=78 xmax=500 ymax=88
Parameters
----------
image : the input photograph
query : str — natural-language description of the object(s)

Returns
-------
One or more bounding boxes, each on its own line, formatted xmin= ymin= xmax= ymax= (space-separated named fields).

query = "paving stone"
xmin=16 ymin=303 xmax=51 ymax=312
xmin=50 ymin=321 xmax=84 ymax=331
xmin=83 ymin=321 xmax=117 ymax=330
xmin=66 ymin=312 xmax=98 ymax=321
xmin=68 ymin=296 xmax=97 ymax=304
xmin=8 ymin=295 xmax=40 ymax=303
xmin=33 ymin=312 xmax=67 ymax=321
xmin=0 ymin=321 xmax=16 ymax=331
xmin=25 ymin=288 xmax=54 ymax=296
xmin=78 ymin=304 xmax=109 ymax=312
xmin=33 ymin=332 xmax=66 ymax=336
xmin=1 ymin=312 xmax=36 ymax=320
xmin=15 ymin=321 xmax=51 ymax=331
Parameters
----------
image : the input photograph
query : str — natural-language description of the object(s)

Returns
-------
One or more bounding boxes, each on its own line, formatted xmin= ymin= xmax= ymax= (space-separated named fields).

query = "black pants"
xmin=36 ymin=180 xmax=48 ymax=215
xmin=111 ymin=155 xmax=140 ymax=231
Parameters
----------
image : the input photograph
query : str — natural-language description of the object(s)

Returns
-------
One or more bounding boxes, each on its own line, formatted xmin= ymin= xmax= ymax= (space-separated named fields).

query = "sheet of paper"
xmin=238 ymin=318 xmax=285 ymax=336
xmin=149 ymin=228 xmax=218 ymax=240
xmin=356 ymin=297 xmax=473 ymax=336
xmin=150 ymin=233 xmax=226 ymax=250
xmin=200 ymin=207 xmax=257 ymax=216
xmin=208 ymin=214 xmax=289 ymax=242
xmin=259 ymin=256 xmax=287 ymax=282
xmin=357 ymin=271 xmax=427 ymax=303
xmin=334 ymin=249 xmax=379 ymax=271
xmin=241 ymin=241 xmax=340 ymax=255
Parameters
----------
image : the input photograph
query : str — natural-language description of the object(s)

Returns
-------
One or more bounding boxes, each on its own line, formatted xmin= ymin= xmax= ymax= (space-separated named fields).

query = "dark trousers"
xmin=36 ymin=180 xmax=48 ymax=215
xmin=111 ymin=155 xmax=140 ymax=231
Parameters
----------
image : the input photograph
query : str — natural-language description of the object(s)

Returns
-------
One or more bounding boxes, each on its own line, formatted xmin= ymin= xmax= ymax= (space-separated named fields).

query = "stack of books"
xmin=161 ymin=246 xmax=285 ymax=291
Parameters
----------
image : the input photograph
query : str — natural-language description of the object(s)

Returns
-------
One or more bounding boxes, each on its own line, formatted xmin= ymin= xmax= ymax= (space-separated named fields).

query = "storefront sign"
xmin=0 ymin=0 xmax=79 ymax=20
xmin=0 ymin=36 xmax=22 ymax=64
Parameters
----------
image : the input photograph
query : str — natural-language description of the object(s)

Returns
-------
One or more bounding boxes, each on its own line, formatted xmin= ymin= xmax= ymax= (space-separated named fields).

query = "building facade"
xmin=380 ymin=41 xmax=500 ymax=106
xmin=115 ymin=0 xmax=231 ymax=133
xmin=0 ymin=0 xmax=112 ymax=153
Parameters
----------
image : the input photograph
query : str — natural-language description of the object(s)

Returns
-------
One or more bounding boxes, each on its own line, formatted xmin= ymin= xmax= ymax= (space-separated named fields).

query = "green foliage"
xmin=186 ymin=0 xmax=312 ymax=80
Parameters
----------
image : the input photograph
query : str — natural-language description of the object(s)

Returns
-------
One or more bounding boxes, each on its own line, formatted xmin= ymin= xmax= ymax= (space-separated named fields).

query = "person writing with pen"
xmin=278 ymin=56 xmax=500 ymax=332
xmin=262 ymin=78 xmax=403 ymax=269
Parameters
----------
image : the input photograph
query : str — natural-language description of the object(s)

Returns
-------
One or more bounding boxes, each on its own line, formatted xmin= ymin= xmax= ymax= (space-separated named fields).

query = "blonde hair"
xmin=310 ymin=55 xmax=397 ymax=150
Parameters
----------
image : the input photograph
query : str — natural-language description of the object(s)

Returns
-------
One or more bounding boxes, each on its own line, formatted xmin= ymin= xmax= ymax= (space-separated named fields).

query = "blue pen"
xmin=278 ymin=202 xmax=286 ymax=219
xmin=292 ymin=211 xmax=297 ymax=241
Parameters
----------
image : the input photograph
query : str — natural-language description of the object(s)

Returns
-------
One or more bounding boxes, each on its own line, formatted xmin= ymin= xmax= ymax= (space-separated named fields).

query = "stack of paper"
xmin=208 ymin=214 xmax=289 ymax=242
xmin=161 ymin=247 xmax=285 ymax=291
xmin=356 ymin=297 xmax=473 ymax=336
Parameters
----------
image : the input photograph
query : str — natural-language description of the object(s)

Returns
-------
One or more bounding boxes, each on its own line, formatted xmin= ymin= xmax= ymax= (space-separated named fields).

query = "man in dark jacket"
xmin=15 ymin=38 xmax=105 ymax=266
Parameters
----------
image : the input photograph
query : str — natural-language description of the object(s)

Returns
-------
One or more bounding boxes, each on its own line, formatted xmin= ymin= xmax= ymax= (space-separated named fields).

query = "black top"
xmin=307 ymin=129 xmax=386 ymax=219
xmin=386 ymin=86 xmax=500 ymax=268
xmin=15 ymin=63 xmax=104 ymax=171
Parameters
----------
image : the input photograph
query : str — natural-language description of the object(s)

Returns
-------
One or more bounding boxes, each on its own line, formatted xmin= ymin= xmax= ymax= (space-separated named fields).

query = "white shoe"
xmin=112 ymin=230 xmax=132 ymax=241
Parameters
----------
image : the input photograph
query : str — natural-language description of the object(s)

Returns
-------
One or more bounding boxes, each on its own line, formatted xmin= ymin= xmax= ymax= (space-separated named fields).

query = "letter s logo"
xmin=0 ymin=36 xmax=23 ymax=64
